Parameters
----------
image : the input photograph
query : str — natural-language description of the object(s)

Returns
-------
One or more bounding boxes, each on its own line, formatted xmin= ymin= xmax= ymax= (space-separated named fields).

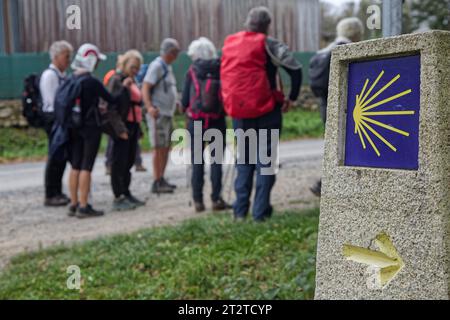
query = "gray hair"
xmin=49 ymin=40 xmax=73 ymax=60
xmin=245 ymin=6 xmax=272 ymax=34
xmin=160 ymin=38 xmax=180 ymax=56
xmin=336 ymin=17 xmax=364 ymax=42
xmin=187 ymin=37 xmax=218 ymax=61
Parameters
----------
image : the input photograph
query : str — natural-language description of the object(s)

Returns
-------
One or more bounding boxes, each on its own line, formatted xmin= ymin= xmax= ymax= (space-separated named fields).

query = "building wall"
xmin=15 ymin=0 xmax=320 ymax=53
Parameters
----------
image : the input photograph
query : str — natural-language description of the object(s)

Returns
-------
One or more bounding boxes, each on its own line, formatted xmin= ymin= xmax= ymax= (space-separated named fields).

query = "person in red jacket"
xmin=221 ymin=6 xmax=302 ymax=222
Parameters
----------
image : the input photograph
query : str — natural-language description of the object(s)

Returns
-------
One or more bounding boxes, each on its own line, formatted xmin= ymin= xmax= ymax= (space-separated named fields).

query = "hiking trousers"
xmin=232 ymin=105 xmax=282 ymax=221
xmin=44 ymin=113 xmax=67 ymax=198
xmin=187 ymin=117 xmax=227 ymax=203
xmin=110 ymin=122 xmax=139 ymax=198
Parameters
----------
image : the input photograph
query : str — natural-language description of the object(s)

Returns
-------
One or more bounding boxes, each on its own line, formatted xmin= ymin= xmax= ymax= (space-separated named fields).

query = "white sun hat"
xmin=71 ymin=43 xmax=107 ymax=72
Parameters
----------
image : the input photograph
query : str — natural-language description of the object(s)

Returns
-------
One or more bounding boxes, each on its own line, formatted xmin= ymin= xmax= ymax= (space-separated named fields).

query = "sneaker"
xmin=310 ymin=180 xmax=322 ymax=197
xmin=194 ymin=201 xmax=206 ymax=213
xmin=161 ymin=177 xmax=176 ymax=189
xmin=234 ymin=216 xmax=246 ymax=223
xmin=126 ymin=194 xmax=146 ymax=207
xmin=68 ymin=203 xmax=78 ymax=217
xmin=151 ymin=180 xmax=174 ymax=194
xmin=76 ymin=204 xmax=104 ymax=219
xmin=135 ymin=164 xmax=147 ymax=172
xmin=212 ymin=198 xmax=232 ymax=211
xmin=44 ymin=196 xmax=69 ymax=207
xmin=113 ymin=195 xmax=138 ymax=211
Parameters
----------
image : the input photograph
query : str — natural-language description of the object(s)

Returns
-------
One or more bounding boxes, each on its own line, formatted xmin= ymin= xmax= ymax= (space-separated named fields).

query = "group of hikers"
xmin=24 ymin=6 xmax=364 ymax=221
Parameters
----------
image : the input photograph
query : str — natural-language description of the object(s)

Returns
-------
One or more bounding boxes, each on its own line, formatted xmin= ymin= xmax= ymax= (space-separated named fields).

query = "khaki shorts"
xmin=147 ymin=114 xmax=174 ymax=148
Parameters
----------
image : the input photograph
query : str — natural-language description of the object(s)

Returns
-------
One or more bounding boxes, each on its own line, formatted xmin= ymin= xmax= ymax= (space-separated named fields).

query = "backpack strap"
xmin=152 ymin=59 xmax=169 ymax=93
xmin=189 ymin=66 xmax=201 ymax=105
xmin=48 ymin=67 xmax=65 ymax=85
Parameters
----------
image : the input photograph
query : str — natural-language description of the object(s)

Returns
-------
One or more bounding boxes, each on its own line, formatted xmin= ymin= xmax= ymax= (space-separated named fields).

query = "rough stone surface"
xmin=0 ymin=100 xmax=27 ymax=128
xmin=315 ymin=31 xmax=450 ymax=300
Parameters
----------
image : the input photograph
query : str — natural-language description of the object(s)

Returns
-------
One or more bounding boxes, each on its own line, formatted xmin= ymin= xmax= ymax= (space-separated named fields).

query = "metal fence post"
xmin=382 ymin=0 xmax=403 ymax=37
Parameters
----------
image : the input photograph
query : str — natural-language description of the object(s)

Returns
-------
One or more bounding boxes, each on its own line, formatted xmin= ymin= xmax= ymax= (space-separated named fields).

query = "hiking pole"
xmin=226 ymin=137 xmax=237 ymax=204
xmin=222 ymin=145 xmax=232 ymax=200
xmin=187 ymin=163 xmax=192 ymax=207
xmin=184 ymin=115 xmax=193 ymax=208
xmin=226 ymin=164 xmax=236 ymax=205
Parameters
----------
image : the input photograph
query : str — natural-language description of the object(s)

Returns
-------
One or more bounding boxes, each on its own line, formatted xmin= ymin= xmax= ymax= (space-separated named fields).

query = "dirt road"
xmin=0 ymin=139 xmax=323 ymax=270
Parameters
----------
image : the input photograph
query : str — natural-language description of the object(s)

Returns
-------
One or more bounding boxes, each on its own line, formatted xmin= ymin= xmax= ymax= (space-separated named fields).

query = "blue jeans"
xmin=188 ymin=117 xmax=227 ymax=203
xmin=232 ymin=106 xmax=282 ymax=221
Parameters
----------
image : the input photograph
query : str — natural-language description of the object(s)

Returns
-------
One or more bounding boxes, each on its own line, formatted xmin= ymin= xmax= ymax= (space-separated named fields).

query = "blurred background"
xmin=0 ymin=0 xmax=448 ymax=159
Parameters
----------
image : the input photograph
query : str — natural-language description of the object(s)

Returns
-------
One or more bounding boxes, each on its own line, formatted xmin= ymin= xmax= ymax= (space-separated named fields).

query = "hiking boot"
xmin=45 ymin=196 xmax=69 ymax=207
xmin=76 ymin=204 xmax=104 ymax=219
xmin=161 ymin=177 xmax=176 ymax=189
xmin=113 ymin=195 xmax=138 ymax=211
xmin=58 ymin=194 xmax=71 ymax=205
xmin=126 ymin=194 xmax=146 ymax=207
xmin=212 ymin=198 xmax=232 ymax=211
xmin=310 ymin=180 xmax=322 ymax=197
xmin=151 ymin=180 xmax=174 ymax=194
xmin=105 ymin=166 xmax=111 ymax=176
xmin=68 ymin=203 xmax=78 ymax=217
xmin=135 ymin=164 xmax=147 ymax=172
xmin=194 ymin=201 xmax=206 ymax=213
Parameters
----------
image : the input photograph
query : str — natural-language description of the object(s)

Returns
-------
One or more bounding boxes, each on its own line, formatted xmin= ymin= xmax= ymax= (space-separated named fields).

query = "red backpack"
xmin=189 ymin=66 xmax=222 ymax=115
xmin=187 ymin=61 xmax=224 ymax=128
xmin=221 ymin=31 xmax=281 ymax=119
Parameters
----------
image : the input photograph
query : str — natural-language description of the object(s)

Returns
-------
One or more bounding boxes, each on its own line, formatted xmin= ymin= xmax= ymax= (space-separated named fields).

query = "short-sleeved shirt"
xmin=143 ymin=56 xmax=177 ymax=117
xmin=39 ymin=64 xmax=66 ymax=113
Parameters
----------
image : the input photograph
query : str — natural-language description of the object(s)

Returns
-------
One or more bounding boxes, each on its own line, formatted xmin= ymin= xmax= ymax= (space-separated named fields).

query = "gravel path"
xmin=0 ymin=139 xmax=323 ymax=270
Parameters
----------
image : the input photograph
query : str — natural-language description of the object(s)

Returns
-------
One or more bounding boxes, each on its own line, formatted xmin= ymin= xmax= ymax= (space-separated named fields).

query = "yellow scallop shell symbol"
xmin=353 ymin=70 xmax=416 ymax=157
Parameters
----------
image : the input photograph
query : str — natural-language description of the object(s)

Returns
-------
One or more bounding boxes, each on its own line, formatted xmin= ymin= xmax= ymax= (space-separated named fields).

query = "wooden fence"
xmin=15 ymin=0 xmax=320 ymax=52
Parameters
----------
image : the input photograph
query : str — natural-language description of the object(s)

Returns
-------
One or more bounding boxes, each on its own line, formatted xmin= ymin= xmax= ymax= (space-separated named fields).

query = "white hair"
xmin=160 ymin=38 xmax=180 ymax=56
xmin=49 ymin=40 xmax=73 ymax=60
xmin=187 ymin=37 xmax=218 ymax=61
xmin=336 ymin=17 xmax=364 ymax=41
xmin=245 ymin=6 xmax=272 ymax=34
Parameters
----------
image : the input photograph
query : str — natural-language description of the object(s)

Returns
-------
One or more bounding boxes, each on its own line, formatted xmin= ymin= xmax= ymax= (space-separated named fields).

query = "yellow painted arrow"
xmin=342 ymin=232 xmax=404 ymax=287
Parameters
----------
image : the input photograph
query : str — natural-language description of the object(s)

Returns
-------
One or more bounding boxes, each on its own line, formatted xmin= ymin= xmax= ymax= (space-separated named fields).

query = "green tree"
xmin=406 ymin=0 xmax=450 ymax=31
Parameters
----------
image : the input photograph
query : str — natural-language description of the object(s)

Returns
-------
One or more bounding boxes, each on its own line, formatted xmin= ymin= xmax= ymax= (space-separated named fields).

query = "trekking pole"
xmin=222 ymin=142 xmax=232 ymax=199
xmin=226 ymin=137 xmax=237 ymax=204
xmin=185 ymin=115 xmax=192 ymax=207
xmin=153 ymin=115 xmax=160 ymax=198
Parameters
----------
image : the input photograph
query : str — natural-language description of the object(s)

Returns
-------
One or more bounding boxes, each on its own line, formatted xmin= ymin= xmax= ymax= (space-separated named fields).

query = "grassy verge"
xmin=0 ymin=108 xmax=323 ymax=163
xmin=0 ymin=208 xmax=319 ymax=300
xmin=0 ymin=127 xmax=48 ymax=162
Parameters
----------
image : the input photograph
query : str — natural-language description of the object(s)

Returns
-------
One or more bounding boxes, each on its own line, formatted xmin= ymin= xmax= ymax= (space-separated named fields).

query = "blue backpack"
xmin=135 ymin=64 xmax=149 ymax=87
xmin=54 ymin=74 xmax=89 ymax=129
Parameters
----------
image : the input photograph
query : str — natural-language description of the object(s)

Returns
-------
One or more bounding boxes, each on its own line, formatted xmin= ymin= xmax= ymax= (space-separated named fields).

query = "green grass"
xmin=281 ymin=108 xmax=324 ymax=140
xmin=0 ymin=108 xmax=323 ymax=162
xmin=0 ymin=208 xmax=319 ymax=300
xmin=0 ymin=127 xmax=48 ymax=162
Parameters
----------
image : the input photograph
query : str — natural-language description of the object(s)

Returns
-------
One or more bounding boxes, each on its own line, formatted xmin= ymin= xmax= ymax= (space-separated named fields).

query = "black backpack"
xmin=21 ymin=73 xmax=45 ymax=127
xmin=54 ymin=74 xmax=89 ymax=129
xmin=22 ymin=69 xmax=64 ymax=128
xmin=189 ymin=66 xmax=223 ymax=116
xmin=309 ymin=50 xmax=332 ymax=98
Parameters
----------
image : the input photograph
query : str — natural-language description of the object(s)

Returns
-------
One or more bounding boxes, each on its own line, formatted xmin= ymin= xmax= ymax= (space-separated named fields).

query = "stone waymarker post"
xmin=315 ymin=31 xmax=450 ymax=299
